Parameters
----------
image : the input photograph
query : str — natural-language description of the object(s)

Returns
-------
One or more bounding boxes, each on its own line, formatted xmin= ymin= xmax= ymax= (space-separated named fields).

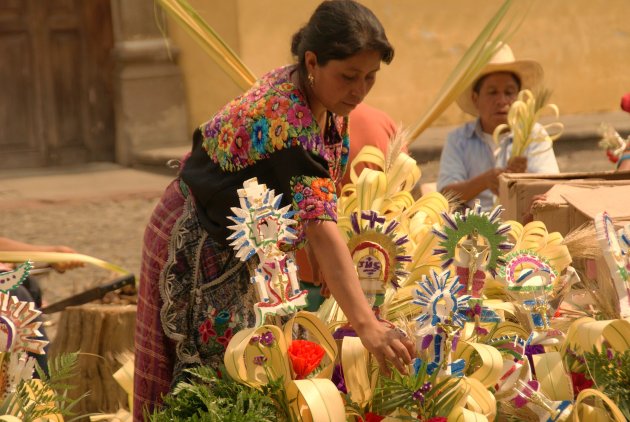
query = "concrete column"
xmin=109 ymin=0 xmax=189 ymax=165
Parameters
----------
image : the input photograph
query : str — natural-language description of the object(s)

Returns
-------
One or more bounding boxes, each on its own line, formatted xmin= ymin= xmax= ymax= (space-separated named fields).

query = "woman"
xmin=133 ymin=1 xmax=415 ymax=418
xmin=437 ymin=44 xmax=559 ymax=211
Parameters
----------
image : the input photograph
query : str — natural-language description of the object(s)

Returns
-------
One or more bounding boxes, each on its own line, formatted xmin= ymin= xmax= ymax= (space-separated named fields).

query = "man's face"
xmin=472 ymin=72 xmax=520 ymax=134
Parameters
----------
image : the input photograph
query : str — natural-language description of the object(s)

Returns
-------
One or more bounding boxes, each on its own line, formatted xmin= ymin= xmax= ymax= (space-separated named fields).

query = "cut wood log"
xmin=49 ymin=304 xmax=136 ymax=415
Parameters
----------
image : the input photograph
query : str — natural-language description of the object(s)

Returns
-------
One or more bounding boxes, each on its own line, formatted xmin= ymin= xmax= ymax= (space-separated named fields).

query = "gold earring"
xmin=308 ymin=73 xmax=314 ymax=88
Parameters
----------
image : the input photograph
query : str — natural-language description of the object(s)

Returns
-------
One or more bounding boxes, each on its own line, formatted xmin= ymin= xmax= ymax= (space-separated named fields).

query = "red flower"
xmin=425 ymin=418 xmax=448 ymax=422
xmin=570 ymin=371 xmax=593 ymax=397
xmin=287 ymin=339 xmax=325 ymax=379
xmin=362 ymin=412 xmax=385 ymax=422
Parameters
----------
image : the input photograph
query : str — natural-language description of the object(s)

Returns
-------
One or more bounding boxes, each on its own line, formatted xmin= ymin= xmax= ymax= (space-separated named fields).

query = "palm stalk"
xmin=156 ymin=0 xmax=256 ymax=91
xmin=406 ymin=0 xmax=527 ymax=145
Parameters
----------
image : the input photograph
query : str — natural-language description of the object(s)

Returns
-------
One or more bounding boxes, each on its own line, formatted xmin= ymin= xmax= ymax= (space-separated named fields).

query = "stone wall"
xmin=167 ymin=0 xmax=630 ymax=132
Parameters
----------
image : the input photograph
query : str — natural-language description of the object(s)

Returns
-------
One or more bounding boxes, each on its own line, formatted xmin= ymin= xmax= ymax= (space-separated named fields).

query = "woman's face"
xmin=306 ymin=50 xmax=382 ymax=117
xmin=472 ymin=72 xmax=520 ymax=134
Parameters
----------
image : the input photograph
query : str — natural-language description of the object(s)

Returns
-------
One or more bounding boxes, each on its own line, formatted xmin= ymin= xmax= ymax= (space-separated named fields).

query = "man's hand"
xmin=507 ymin=156 xmax=527 ymax=173
xmin=483 ymin=168 xmax=505 ymax=195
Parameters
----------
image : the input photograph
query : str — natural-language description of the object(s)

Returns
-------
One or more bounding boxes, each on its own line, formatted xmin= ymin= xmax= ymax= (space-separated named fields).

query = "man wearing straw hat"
xmin=437 ymin=44 xmax=559 ymax=211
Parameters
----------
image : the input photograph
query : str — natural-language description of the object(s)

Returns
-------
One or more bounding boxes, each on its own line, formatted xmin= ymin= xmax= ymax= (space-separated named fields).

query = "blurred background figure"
xmin=437 ymin=44 xmax=559 ymax=211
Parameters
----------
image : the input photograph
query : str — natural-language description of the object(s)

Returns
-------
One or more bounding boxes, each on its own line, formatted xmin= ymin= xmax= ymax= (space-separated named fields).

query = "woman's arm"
xmin=304 ymin=220 xmax=415 ymax=374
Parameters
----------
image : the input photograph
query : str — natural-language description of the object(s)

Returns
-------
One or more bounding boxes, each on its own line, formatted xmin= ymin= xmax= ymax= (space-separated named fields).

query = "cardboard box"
xmin=531 ymin=184 xmax=630 ymax=235
xmin=497 ymin=170 xmax=630 ymax=223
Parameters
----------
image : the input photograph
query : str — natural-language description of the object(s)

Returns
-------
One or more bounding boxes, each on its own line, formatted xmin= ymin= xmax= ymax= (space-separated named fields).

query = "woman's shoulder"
xmin=197 ymin=65 xmax=324 ymax=171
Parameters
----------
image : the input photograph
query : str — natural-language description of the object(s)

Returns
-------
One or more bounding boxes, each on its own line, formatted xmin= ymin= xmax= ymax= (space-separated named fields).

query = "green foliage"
xmin=371 ymin=360 xmax=463 ymax=420
xmin=0 ymin=352 xmax=88 ymax=422
xmin=582 ymin=348 xmax=630 ymax=420
xmin=149 ymin=365 xmax=289 ymax=422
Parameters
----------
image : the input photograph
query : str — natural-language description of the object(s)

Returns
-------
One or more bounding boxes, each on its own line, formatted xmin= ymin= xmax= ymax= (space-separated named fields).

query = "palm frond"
xmin=156 ymin=0 xmax=256 ymax=91
xmin=406 ymin=0 xmax=528 ymax=145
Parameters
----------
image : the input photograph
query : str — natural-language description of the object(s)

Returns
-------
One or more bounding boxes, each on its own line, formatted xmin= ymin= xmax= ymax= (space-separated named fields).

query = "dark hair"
xmin=291 ymin=0 xmax=394 ymax=82
xmin=473 ymin=71 xmax=521 ymax=94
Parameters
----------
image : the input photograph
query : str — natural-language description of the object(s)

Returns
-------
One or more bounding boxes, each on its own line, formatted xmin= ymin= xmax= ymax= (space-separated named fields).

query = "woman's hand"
xmin=357 ymin=321 xmax=415 ymax=375
xmin=304 ymin=221 xmax=416 ymax=373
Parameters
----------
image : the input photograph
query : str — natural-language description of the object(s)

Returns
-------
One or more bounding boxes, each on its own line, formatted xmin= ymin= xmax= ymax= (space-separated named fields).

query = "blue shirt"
xmin=437 ymin=119 xmax=559 ymax=210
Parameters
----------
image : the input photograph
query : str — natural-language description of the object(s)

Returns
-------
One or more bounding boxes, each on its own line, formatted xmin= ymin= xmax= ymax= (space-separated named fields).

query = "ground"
xmin=0 ymin=144 xmax=615 ymax=341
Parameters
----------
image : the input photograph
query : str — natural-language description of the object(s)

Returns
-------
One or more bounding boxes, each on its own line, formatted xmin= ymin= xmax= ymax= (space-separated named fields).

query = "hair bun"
xmin=290 ymin=27 xmax=305 ymax=57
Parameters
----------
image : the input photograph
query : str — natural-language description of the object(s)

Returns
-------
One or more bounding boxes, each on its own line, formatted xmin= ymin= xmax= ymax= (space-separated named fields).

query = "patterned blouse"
xmin=181 ymin=65 xmax=350 ymax=245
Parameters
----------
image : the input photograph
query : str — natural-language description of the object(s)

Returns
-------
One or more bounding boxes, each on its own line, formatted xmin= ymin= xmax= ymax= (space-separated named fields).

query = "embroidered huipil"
xmin=181 ymin=65 xmax=349 ymax=245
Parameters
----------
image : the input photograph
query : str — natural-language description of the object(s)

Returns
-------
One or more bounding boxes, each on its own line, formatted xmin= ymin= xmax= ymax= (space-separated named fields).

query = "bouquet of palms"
xmin=492 ymin=89 xmax=564 ymax=158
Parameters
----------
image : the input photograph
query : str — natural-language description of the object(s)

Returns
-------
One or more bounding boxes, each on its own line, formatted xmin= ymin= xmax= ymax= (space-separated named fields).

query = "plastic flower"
xmin=260 ymin=331 xmax=275 ymax=347
xmin=412 ymin=389 xmax=425 ymax=404
xmin=287 ymin=339 xmax=325 ymax=379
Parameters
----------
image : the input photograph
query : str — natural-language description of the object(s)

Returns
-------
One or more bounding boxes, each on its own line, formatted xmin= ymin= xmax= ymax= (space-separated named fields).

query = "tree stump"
xmin=49 ymin=304 xmax=136 ymax=415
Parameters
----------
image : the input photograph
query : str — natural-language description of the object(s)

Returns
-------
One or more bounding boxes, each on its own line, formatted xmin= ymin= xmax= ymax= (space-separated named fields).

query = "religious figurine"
xmin=432 ymin=200 xmax=512 ymax=298
xmin=227 ymin=177 xmax=308 ymax=327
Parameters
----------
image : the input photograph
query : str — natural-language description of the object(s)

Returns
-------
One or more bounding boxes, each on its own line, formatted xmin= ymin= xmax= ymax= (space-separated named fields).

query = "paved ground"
xmin=0 ymin=111 xmax=627 ymax=340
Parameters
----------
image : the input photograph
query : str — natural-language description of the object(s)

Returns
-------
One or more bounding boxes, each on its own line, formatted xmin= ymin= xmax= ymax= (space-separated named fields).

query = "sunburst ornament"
xmin=345 ymin=210 xmax=410 ymax=308
xmin=413 ymin=269 xmax=469 ymax=330
xmin=413 ymin=269 xmax=470 ymax=375
xmin=0 ymin=261 xmax=32 ymax=293
xmin=226 ymin=177 xmax=307 ymax=326
xmin=594 ymin=211 xmax=630 ymax=318
xmin=432 ymin=200 xmax=512 ymax=277
xmin=0 ymin=292 xmax=47 ymax=355
xmin=499 ymin=250 xmax=557 ymax=291
xmin=227 ymin=177 xmax=298 ymax=261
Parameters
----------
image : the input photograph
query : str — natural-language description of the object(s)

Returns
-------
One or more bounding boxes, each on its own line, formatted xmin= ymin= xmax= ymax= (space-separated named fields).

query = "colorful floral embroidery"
xmin=199 ymin=65 xmax=348 ymax=175
xmin=198 ymin=306 xmax=243 ymax=352
xmin=291 ymin=176 xmax=337 ymax=221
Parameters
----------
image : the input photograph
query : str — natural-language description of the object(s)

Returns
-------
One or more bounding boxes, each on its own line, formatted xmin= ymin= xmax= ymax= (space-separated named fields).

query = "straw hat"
xmin=456 ymin=43 xmax=544 ymax=116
